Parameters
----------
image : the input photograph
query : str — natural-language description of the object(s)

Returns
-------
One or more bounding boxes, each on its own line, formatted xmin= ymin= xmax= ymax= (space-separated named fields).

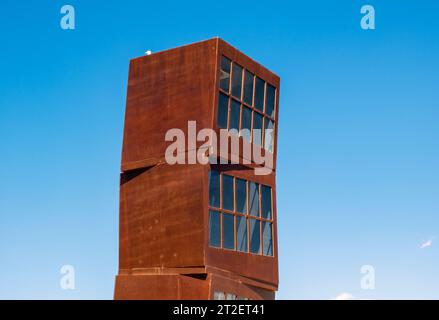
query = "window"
xmin=209 ymin=210 xmax=221 ymax=247
xmin=265 ymin=83 xmax=275 ymax=118
xmin=236 ymin=178 xmax=247 ymax=214
xmin=261 ymin=185 xmax=272 ymax=220
xmin=217 ymin=93 xmax=229 ymax=129
xmin=262 ymin=221 xmax=273 ymax=256
xmin=220 ymin=56 xmax=231 ymax=92
xmin=236 ymin=215 xmax=248 ymax=252
xmin=229 ymin=100 xmax=240 ymax=132
xmin=253 ymin=112 xmax=263 ymax=146
xmin=249 ymin=182 xmax=259 ymax=217
xmin=223 ymin=213 xmax=235 ymax=249
xmin=222 ymin=175 xmax=234 ymax=211
xmin=249 ymin=219 xmax=261 ymax=254
xmin=214 ymin=291 xmax=249 ymax=300
xmin=243 ymin=70 xmax=254 ymax=105
xmin=231 ymin=63 xmax=243 ymax=99
xmin=240 ymin=106 xmax=252 ymax=142
xmin=226 ymin=293 xmax=237 ymax=300
xmin=264 ymin=119 xmax=274 ymax=152
xmin=208 ymin=170 xmax=274 ymax=256
xmin=209 ymin=171 xmax=220 ymax=208
xmin=218 ymin=56 xmax=276 ymax=153
xmin=214 ymin=291 xmax=226 ymax=300
xmin=254 ymin=77 xmax=265 ymax=111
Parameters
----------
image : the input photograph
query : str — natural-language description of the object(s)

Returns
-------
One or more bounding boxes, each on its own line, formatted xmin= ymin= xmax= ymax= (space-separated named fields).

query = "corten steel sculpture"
xmin=114 ymin=38 xmax=280 ymax=300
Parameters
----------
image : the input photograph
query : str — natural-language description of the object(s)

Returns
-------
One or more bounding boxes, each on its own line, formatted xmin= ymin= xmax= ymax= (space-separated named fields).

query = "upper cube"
xmin=121 ymin=38 xmax=280 ymax=173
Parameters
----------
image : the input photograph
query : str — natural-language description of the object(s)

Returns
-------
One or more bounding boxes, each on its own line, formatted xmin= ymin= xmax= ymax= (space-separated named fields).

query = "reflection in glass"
xmin=261 ymin=185 xmax=272 ymax=220
xmin=209 ymin=170 xmax=220 ymax=208
xmin=240 ymin=107 xmax=252 ymax=142
xmin=214 ymin=291 xmax=226 ymax=300
xmin=236 ymin=178 xmax=247 ymax=214
xmin=253 ymin=112 xmax=263 ymax=146
xmin=249 ymin=218 xmax=261 ymax=254
xmin=264 ymin=119 xmax=274 ymax=152
xmin=249 ymin=182 xmax=259 ymax=217
xmin=231 ymin=64 xmax=243 ymax=99
xmin=217 ymin=93 xmax=228 ymax=129
xmin=265 ymin=83 xmax=275 ymax=118
xmin=230 ymin=100 xmax=240 ymax=132
xmin=222 ymin=175 xmax=234 ymax=211
xmin=226 ymin=293 xmax=237 ymax=300
xmin=254 ymin=77 xmax=265 ymax=111
xmin=262 ymin=221 xmax=273 ymax=256
xmin=223 ymin=213 xmax=235 ymax=249
xmin=220 ymin=56 xmax=231 ymax=92
xmin=243 ymin=70 xmax=254 ymax=106
xmin=236 ymin=215 xmax=248 ymax=252
xmin=209 ymin=210 xmax=221 ymax=248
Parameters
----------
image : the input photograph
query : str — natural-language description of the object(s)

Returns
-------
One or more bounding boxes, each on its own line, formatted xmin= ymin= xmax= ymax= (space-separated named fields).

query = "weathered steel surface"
xmin=115 ymin=38 xmax=280 ymax=300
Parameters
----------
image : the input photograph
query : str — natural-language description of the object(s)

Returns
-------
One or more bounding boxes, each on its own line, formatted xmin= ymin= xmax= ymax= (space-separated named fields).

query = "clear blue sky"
xmin=1 ymin=0 xmax=438 ymax=299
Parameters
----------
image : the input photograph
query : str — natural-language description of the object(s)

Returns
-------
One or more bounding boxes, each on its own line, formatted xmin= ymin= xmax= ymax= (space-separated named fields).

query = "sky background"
xmin=1 ymin=0 xmax=438 ymax=299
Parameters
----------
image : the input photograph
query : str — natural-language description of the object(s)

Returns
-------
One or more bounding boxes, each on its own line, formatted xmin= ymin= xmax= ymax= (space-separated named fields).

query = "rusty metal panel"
xmin=119 ymin=163 xmax=206 ymax=270
xmin=121 ymin=39 xmax=218 ymax=171
xmin=115 ymin=274 xmax=209 ymax=300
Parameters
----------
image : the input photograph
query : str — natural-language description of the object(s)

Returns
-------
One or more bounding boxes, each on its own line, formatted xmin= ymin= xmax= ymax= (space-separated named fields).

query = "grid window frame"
xmin=208 ymin=170 xmax=275 ymax=257
xmin=217 ymin=55 xmax=277 ymax=153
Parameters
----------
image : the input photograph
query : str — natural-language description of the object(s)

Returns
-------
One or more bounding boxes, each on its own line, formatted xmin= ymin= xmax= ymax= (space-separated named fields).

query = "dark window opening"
xmin=209 ymin=210 xmax=221 ymax=248
xmin=243 ymin=70 xmax=254 ymax=106
xmin=220 ymin=56 xmax=231 ymax=92
xmin=254 ymin=77 xmax=265 ymax=111
xmin=231 ymin=63 xmax=243 ymax=99
xmin=217 ymin=93 xmax=229 ymax=129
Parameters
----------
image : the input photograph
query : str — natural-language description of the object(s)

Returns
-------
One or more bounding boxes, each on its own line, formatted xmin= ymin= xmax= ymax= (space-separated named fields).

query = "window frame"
xmin=217 ymin=55 xmax=277 ymax=153
xmin=208 ymin=170 xmax=275 ymax=257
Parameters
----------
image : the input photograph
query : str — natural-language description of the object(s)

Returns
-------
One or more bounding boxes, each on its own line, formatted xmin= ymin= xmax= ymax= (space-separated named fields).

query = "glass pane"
xmin=209 ymin=210 xmax=221 ymax=248
xmin=262 ymin=221 xmax=273 ymax=256
xmin=261 ymin=185 xmax=272 ymax=220
xmin=230 ymin=100 xmax=240 ymax=132
xmin=249 ymin=182 xmax=259 ymax=217
xmin=214 ymin=291 xmax=226 ymax=300
xmin=222 ymin=175 xmax=234 ymax=211
xmin=209 ymin=171 xmax=220 ymax=208
xmin=231 ymin=63 xmax=243 ymax=99
xmin=226 ymin=293 xmax=237 ymax=300
xmin=236 ymin=215 xmax=248 ymax=252
xmin=240 ymin=106 xmax=252 ymax=142
xmin=265 ymin=84 xmax=275 ymax=117
xmin=249 ymin=218 xmax=261 ymax=254
xmin=254 ymin=77 xmax=265 ymax=111
xmin=220 ymin=56 xmax=231 ymax=92
xmin=243 ymin=70 xmax=254 ymax=105
xmin=236 ymin=178 xmax=247 ymax=214
xmin=223 ymin=213 xmax=235 ymax=250
xmin=253 ymin=112 xmax=263 ymax=146
xmin=264 ymin=118 xmax=274 ymax=152
xmin=217 ymin=93 xmax=229 ymax=129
